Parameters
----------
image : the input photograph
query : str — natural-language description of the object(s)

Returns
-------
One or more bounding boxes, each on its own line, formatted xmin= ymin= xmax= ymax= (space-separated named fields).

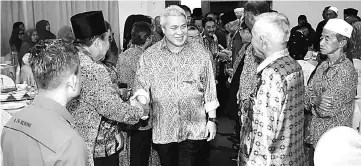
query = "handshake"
xmin=129 ymin=91 xmax=150 ymax=120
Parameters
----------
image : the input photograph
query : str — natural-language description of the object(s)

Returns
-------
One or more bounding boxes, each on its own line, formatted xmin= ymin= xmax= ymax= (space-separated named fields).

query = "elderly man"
xmin=2 ymin=39 xmax=87 ymax=165
xmin=240 ymin=12 xmax=305 ymax=165
xmin=305 ymin=18 xmax=357 ymax=160
xmin=133 ymin=5 xmax=219 ymax=166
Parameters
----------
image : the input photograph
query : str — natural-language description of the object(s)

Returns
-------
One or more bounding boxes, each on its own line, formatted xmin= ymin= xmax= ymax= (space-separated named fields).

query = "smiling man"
xmin=133 ymin=5 xmax=219 ymax=166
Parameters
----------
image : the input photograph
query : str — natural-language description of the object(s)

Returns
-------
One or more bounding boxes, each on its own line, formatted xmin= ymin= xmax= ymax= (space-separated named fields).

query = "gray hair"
xmin=160 ymin=5 xmax=186 ymax=27
xmin=252 ymin=12 xmax=290 ymax=44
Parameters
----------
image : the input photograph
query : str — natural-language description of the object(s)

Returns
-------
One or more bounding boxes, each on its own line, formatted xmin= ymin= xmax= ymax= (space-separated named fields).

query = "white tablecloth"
xmin=353 ymin=99 xmax=361 ymax=135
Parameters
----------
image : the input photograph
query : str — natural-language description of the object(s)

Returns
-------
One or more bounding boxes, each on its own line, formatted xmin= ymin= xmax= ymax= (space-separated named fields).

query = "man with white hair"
xmin=304 ymin=18 xmax=357 ymax=163
xmin=314 ymin=126 xmax=361 ymax=166
xmin=133 ymin=5 xmax=219 ymax=166
xmin=239 ymin=12 xmax=305 ymax=165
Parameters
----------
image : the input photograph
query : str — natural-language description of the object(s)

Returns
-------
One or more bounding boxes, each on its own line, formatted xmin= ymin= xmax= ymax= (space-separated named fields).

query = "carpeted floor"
xmin=208 ymin=116 xmax=238 ymax=166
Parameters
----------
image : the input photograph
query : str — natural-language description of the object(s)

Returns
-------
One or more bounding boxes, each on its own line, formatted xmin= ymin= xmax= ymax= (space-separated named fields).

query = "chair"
xmin=297 ymin=60 xmax=316 ymax=85
xmin=0 ymin=74 xmax=15 ymax=87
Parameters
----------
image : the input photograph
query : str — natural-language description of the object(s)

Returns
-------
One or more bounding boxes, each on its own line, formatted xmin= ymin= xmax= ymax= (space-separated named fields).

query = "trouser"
xmin=235 ymin=118 xmax=240 ymax=141
xmin=94 ymin=151 xmax=119 ymax=166
xmin=130 ymin=129 xmax=152 ymax=166
xmin=156 ymin=139 xmax=206 ymax=166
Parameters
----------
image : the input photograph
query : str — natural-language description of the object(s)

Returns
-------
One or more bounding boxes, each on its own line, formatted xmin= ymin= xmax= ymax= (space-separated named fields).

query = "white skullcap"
xmin=324 ymin=18 xmax=353 ymax=38
xmin=234 ymin=8 xmax=244 ymax=13
xmin=314 ymin=126 xmax=361 ymax=166
xmin=328 ymin=6 xmax=339 ymax=14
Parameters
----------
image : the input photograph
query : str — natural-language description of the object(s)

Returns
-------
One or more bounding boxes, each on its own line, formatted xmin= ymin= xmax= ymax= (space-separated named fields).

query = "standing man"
xmin=240 ymin=12 xmax=305 ymax=165
xmin=314 ymin=6 xmax=338 ymax=52
xmin=344 ymin=8 xmax=361 ymax=60
xmin=133 ymin=5 xmax=219 ymax=166
xmin=2 ymin=39 xmax=87 ymax=166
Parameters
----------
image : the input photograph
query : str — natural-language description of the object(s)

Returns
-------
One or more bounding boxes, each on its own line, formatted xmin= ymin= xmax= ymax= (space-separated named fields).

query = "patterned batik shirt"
xmin=350 ymin=21 xmax=361 ymax=59
xmin=67 ymin=47 xmax=143 ymax=166
xmin=116 ymin=45 xmax=145 ymax=89
xmin=116 ymin=45 xmax=153 ymax=131
xmin=238 ymin=45 xmax=259 ymax=102
xmin=93 ymin=64 xmax=120 ymax=158
xmin=305 ymin=54 xmax=357 ymax=146
xmin=134 ymin=38 xmax=219 ymax=144
xmin=240 ymin=49 xmax=305 ymax=166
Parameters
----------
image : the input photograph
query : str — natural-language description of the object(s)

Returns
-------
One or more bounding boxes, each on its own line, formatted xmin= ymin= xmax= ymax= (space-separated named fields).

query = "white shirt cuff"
xmin=130 ymin=89 xmax=150 ymax=104
xmin=205 ymin=100 xmax=220 ymax=113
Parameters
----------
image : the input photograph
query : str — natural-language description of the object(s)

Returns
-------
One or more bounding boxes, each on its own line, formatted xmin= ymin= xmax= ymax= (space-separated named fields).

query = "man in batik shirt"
xmin=133 ymin=5 xmax=219 ymax=166
xmin=344 ymin=8 xmax=361 ymax=59
xmin=116 ymin=21 xmax=154 ymax=166
xmin=240 ymin=12 xmax=305 ymax=165
xmin=305 ymin=19 xmax=357 ymax=149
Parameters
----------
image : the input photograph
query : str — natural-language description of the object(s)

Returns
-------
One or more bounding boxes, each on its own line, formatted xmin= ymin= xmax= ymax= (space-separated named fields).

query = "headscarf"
xmin=123 ymin=15 xmax=152 ymax=51
xmin=18 ymin=29 xmax=38 ymax=66
xmin=36 ymin=20 xmax=56 ymax=41
xmin=9 ymin=28 xmax=24 ymax=52
xmin=57 ymin=25 xmax=74 ymax=42
xmin=314 ymin=126 xmax=361 ymax=166
xmin=12 ymin=22 xmax=24 ymax=30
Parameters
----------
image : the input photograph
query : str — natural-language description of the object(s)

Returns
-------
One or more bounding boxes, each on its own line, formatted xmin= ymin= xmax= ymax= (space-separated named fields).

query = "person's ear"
xmin=339 ymin=38 xmax=347 ymax=49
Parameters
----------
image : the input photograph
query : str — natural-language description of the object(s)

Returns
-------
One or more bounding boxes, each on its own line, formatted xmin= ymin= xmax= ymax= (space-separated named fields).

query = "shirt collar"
xmin=32 ymin=95 xmax=74 ymax=126
xmin=158 ymin=37 xmax=190 ymax=53
xmin=257 ymin=49 xmax=289 ymax=74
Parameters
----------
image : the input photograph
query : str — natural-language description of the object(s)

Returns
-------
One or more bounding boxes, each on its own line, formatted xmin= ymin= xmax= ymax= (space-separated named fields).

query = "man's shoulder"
xmin=264 ymin=56 xmax=302 ymax=78
xmin=4 ymin=106 xmax=80 ymax=152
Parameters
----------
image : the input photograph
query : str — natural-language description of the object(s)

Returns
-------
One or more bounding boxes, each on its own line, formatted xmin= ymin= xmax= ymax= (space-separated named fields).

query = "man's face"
xmin=185 ymin=11 xmax=192 ymax=24
xmin=235 ymin=10 xmax=244 ymax=20
xmin=204 ymin=21 xmax=216 ymax=37
xmin=251 ymin=29 xmax=264 ymax=59
xmin=225 ymin=19 xmax=240 ymax=34
xmin=162 ymin=15 xmax=187 ymax=48
xmin=187 ymin=29 xmax=201 ymax=44
xmin=194 ymin=19 xmax=203 ymax=32
xmin=244 ymin=11 xmax=255 ymax=30
xmin=326 ymin=10 xmax=337 ymax=20
xmin=320 ymin=29 xmax=340 ymax=55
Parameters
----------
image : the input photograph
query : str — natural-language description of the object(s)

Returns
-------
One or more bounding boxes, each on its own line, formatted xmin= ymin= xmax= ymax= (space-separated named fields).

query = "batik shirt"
xmin=134 ymin=39 xmax=219 ymax=144
xmin=305 ymin=54 xmax=357 ymax=146
xmin=350 ymin=21 xmax=361 ymax=59
xmin=116 ymin=45 xmax=145 ymax=89
xmin=67 ymin=47 xmax=143 ymax=166
xmin=202 ymin=33 xmax=218 ymax=58
xmin=240 ymin=49 xmax=305 ymax=165
xmin=93 ymin=65 xmax=120 ymax=158
xmin=116 ymin=45 xmax=153 ymax=131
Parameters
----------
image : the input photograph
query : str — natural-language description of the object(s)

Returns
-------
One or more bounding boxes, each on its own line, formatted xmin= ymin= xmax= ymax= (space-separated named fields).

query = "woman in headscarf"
xmin=123 ymin=14 xmax=152 ymax=51
xmin=12 ymin=22 xmax=25 ymax=31
xmin=9 ymin=28 xmax=24 ymax=53
xmin=36 ymin=20 xmax=56 ymax=41
xmin=68 ymin=11 xmax=146 ymax=166
xmin=18 ymin=29 xmax=39 ymax=67
xmin=57 ymin=25 xmax=75 ymax=42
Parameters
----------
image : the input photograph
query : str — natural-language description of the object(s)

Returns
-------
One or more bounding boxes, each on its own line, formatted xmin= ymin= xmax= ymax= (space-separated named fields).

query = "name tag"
xmin=13 ymin=118 xmax=32 ymax=128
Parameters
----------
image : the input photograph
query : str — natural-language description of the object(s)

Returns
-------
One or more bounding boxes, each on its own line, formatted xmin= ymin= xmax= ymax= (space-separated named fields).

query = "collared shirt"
xmin=202 ymin=33 xmax=218 ymax=57
xmin=67 ymin=47 xmax=143 ymax=166
xmin=2 ymin=95 xmax=87 ymax=166
xmin=134 ymin=38 xmax=219 ymax=144
xmin=350 ymin=21 xmax=361 ymax=59
xmin=238 ymin=45 xmax=259 ymax=102
xmin=240 ymin=49 xmax=305 ymax=165
xmin=116 ymin=45 xmax=153 ymax=131
xmin=305 ymin=54 xmax=357 ymax=146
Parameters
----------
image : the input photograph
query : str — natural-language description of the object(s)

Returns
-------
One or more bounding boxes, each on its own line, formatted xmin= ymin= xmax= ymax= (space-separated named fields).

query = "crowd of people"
xmin=2 ymin=0 xmax=361 ymax=166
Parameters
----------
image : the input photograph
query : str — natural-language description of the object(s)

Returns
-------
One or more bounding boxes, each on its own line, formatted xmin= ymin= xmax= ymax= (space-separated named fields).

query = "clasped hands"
xmin=217 ymin=49 xmax=232 ymax=62
xmin=130 ymin=94 xmax=149 ymax=120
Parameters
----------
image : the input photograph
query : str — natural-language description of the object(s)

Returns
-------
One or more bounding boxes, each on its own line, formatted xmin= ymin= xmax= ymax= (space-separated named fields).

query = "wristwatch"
xmin=208 ymin=117 xmax=218 ymax=124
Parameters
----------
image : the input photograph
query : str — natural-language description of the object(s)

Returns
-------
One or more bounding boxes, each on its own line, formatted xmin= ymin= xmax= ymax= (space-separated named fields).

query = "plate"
xmin=0 ymin=102 xmax=27 ymax=110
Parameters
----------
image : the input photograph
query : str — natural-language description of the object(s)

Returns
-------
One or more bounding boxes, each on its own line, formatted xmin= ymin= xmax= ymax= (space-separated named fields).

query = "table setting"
xmin=1 ymin=75 xmax=37 ymax=116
